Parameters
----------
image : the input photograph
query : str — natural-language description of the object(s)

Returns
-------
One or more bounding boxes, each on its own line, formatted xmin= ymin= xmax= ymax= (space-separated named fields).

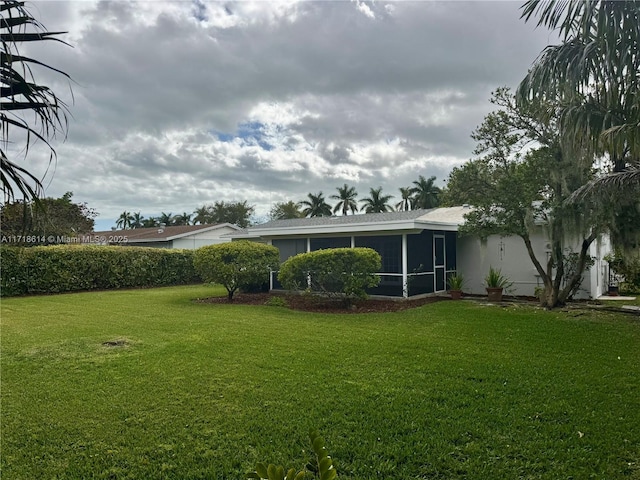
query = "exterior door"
xmin=434 ymin=235 xmax=446 ymax=292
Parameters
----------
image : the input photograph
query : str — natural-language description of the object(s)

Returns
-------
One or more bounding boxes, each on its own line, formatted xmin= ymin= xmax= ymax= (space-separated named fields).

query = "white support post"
xmin=402 ymin=234 xmax=408 ymax=298
xmin=351 ymin=236 xmax=355 ymax=248
xmin=306 ymin=237 xmax=312 ymax=288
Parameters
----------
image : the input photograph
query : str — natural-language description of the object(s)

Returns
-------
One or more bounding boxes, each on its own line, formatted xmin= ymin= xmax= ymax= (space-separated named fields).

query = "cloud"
xmin=14 ymin=1 xmax=557 ymax=226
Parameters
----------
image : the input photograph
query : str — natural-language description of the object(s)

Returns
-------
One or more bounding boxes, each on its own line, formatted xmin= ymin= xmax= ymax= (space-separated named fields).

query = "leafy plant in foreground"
xmin=247 ymin=430 xmax=337 ymax=480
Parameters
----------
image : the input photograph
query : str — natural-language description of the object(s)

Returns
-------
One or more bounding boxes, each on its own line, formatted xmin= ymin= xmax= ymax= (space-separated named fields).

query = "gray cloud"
xmin=18 ymin=0 xmax=557 ymax=226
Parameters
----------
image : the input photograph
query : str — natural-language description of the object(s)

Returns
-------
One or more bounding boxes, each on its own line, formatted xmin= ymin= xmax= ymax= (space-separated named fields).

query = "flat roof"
xmin=243 ymin=207 xmax=470 ymax=238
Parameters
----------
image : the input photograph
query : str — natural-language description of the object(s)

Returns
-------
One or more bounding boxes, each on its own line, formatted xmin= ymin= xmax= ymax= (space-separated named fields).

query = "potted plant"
xmin=447 ymin=274 xmax=464 ymax=300
xmin=485 ymin=266 xmax=511 ymax=302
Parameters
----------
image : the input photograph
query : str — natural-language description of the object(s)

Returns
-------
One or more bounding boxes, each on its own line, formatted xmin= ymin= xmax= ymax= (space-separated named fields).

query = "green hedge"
xmin=1 ymin=245 xmax=200 ymax=296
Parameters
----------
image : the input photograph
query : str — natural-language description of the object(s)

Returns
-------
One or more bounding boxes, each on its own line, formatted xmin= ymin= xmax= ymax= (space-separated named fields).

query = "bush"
xmin=247 ymin=430 xmax=336 ymax=480
xmin=193 ymin=241 xmax=280 ymax=301
xmin=0 ymin=245 xmax=199 ymax=296
xmin=265 ymin=296 xmax=289 ymax=308
xmin=606 ymin=249 xmax=640 ymax=292
xmin=277 ymin=247 xmax=381 ymax=303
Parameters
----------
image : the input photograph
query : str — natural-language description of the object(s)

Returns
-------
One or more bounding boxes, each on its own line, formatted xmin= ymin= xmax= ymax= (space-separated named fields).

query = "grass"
xmin=2 ymin=285 xmax=639 ymax=479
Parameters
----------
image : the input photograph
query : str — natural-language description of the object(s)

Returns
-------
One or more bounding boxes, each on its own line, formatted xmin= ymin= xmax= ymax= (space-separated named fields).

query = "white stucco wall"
xmin=457 ymin=233 xmax=546 ymax=297
xmin=172 ymin=226 xmax=237 ymax=249
xmin=457 ymin=231 xmax=611 ymax=299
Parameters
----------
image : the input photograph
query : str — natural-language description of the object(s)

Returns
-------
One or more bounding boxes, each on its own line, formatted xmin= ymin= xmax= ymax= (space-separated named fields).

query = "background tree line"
xmin=270 ymin=175 xmax=443 ymax=220
xmin=113 ymin=175 xmax=445 ymax=228
xmin=116 ymin=201 xmax=255 ymax=229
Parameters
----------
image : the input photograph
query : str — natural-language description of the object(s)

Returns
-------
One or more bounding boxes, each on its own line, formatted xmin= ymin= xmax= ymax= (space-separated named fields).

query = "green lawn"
xmin=2 ymin=285 xmax=639 ymax=479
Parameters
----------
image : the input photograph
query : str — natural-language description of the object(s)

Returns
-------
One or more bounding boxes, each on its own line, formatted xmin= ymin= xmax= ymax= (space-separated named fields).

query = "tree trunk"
xmin=541 ymin=285 xmax=559 ymax=308
xmin=557 ymin=231 xmax=598 ymax=304
xmin=521 ymin=234 xmax=557 ymax=308
xmin=227 ymin=288 xmax=235 ymax=302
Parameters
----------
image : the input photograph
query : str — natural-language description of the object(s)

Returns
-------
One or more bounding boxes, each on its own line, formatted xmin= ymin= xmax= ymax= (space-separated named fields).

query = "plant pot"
xmin=449 ymin=290 xmax=463 ymax=300
xmin=486 ymin=287 xmax=503 ymax=302
xmin=608 ymin=285 xmax=619 ymax=296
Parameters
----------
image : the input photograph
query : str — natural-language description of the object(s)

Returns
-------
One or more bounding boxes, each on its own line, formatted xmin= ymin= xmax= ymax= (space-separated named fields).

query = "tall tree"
xmin=173 ymin=212 xmax=192 ymax=226
xmin=269 ymin=200 xmax=304 ymax=220
xmin=192 ymin=201 xmax=254 ymax=227
xmin=1 ymin=191 xmax=95 ymax=244
xmin=517 ymin=0 xmax=640 ymax=247
xmin=395 ymin=187 xmax=413 ymax=211
xmin=158 ymin=212 xmax=174 ymax=226
xmin=192 ymin=205 xmax=212 ymax=225
xmin=141 ymin=217 xmax=159 ymax=228
xmin=116 ymin=211 xmax=133 ymax=230
xmin=360 ymin=187 xmax=393 ymax=213
xmin=130 ymin=212 xmax=144 ymax=229
xmin=298 ymin=192 xmax=332 ymax=218
xmin=1 ymin=1 xmax=72 ymax=201
xmin=448 ymin=88 xmax=604 ymax=308
xmin=212 ymin=201 xmax=254 ymax=228
xmin=411 ymin=175 xmax=441 ymax=209
xmin=331 ymin=184 xmax=359 ymax=216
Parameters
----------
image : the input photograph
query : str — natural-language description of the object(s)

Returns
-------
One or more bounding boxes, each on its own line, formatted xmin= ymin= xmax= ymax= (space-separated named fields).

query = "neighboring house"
xmin=235 ymin=207 xmax=611 ymax=299
xmin=87 ymin=224 xmax=241 ymax=249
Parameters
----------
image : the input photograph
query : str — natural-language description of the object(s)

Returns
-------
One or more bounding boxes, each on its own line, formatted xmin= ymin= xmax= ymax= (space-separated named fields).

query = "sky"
xmin=14 ymin=0 xmax=559 ymax=229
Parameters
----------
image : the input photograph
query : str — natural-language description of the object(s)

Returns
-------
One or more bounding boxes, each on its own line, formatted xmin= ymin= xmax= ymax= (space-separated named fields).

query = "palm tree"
xmin=517 ymin=1 xmax=640 ymax=195
xmin=298 ymin=192 xmax=332 ymax=218
xmin=270 ymin=201 xmax=304 ymax=220
xmin=173 ymin=212 xmax=192 ymax=226
xmin=158 ymin=212 xmax=174 ymax=226
xmin=141 ymin=217 xmax=159 ymax=228
xmin=411 ymin=175 xmax=441 ymax=209
xmin=360 ymin=187 xmax=394 ymax=213
xmin=116 ymin=211 xmax=133 ymax=230
xmin=395 ymin=187 xmax=413 ymax=211
xmin=193 ymin=205 xmax=212 ymax=225
xmin=130 ymin=212 xmax=144 ymax=229
xmin=1 ymin=1 xmax=72 ymax=201
xmin=331 ymin=184 xmax=359 ymax=216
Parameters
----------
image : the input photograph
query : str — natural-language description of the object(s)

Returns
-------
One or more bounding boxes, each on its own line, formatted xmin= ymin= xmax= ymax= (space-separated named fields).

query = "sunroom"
xmin=238 ymin=207 xmax=467 ymax=298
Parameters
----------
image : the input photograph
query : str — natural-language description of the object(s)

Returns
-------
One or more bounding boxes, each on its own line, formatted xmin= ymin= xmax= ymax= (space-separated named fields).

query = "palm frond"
xmin=568 ymin=164 xmax=640 ymax=204
xmin=1 ymin=0 xmax=72 ymax=201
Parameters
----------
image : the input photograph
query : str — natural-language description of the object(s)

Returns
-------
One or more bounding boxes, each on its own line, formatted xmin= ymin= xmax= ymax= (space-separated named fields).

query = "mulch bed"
xmin=195 ymin=292 xmax=450 ymax=314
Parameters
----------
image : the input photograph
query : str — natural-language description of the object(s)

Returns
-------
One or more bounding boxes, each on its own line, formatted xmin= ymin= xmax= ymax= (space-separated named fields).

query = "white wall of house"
xmin=172 ymin=226 xmax=237 ymax=250
xmin=457 ymin=231 xmax=611 ymax=299
xmin=457 ymin=233 xmax=547 ymax=297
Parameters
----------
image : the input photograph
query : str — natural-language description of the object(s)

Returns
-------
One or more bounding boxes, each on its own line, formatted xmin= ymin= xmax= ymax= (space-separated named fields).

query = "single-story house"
xmin=233 ymin=207 xmax=611 ymax=300
xmin=87 ymin=224 xmax=241 ymax=249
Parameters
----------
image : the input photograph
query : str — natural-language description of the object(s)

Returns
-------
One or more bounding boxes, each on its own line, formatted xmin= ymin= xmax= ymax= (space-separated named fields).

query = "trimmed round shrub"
xmin=193 ymin=241 xmax=280 ymax=301
xmin=278 ymin=247 xmax=381 ymax=301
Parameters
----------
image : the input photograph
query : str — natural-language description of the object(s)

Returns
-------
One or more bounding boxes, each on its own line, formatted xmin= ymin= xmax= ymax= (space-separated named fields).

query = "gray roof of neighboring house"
xmin=90 ymin=223 xmax=240 ymax=243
